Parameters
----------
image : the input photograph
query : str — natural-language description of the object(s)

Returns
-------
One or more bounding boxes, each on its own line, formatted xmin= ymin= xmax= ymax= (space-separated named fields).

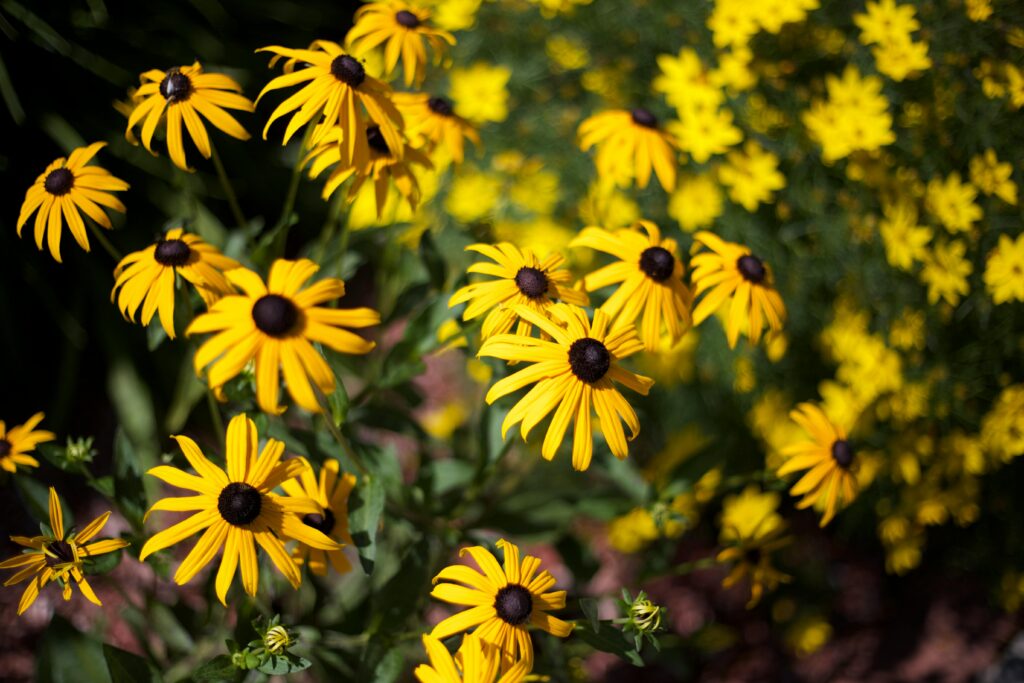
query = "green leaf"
xmin=14 ymin=475 xmax=72 ymax=530
xmin=579 ymin=597 xmax=601 ymax=632
xmin=574 ymin=621 xmax=644 ymax=667
xmin=191 ymin=655 xmax=239 ymax=683
xmin=348 ymin=474 xmax=386 ymax=574
xmin=256 ymin=654 xmax=312 ymax=675
xmin=103 ymin=644 xmax=162 ymax=683
xmin=37 ymin=616 xmax=111 ymax=683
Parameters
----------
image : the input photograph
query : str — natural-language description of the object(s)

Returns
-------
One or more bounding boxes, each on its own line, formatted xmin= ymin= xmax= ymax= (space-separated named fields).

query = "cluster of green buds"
xmin=616 ymin=589 xmax=666 ymax=652
xmin=64 ymin=436 xmax=97 ymax=465
xmin=228 ymin=615 xmax=310 ymax=675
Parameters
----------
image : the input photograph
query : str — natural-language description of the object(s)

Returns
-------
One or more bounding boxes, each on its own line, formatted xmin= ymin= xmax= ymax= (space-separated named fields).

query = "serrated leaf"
xmin=256 ymin=654 xmax=311 ymax=675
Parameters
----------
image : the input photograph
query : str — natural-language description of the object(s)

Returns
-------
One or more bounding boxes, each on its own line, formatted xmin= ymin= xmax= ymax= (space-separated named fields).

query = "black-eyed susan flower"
xmin=776 ymin=403 xmax=859 ymax=527
xmin=111 ymin=228 xmax=240 ymax=339
xmin=347 ymin=0 xmax=456 ymax=87
xmin=690 ymin=231 xmax=786 ymax=349
xmin=430 ymin=539 xmax=571 ymax=672
xmin=393 ymin=92 xmax=480 ymax=164
xmin=449 ymin=243 xmax=588 ymax=340
xmin=140 ymin=414 xmax=340 ymax=604
xmin=187 ymin=259 xmax=379 ymax=414
xmin=715 ymin=486 xmax=791 ymax=607
xmin=303 ymin=125 xmax=432 ymax=218
xmin=126 ymin=63 xmax=254 ymax=171
xmin=1 ymin=487 xmax=129 ymax=615
xmin=577 ymin=108 xmax=678 ymax=191
xmin=416 ymin=633 xmax=529 ymax=683
xmin=257 ymin=40 xmax=403 ymax=168
xmin=479 ymin=304 xmax=653 ymax=470
xmin=16 ymin=142 xmax=128 ymax=263
xmin=570 ymin=220 xmax=693 ymax=352
xmin=281 ymin=458 xmax=355 ymax=576
xmin=0 ymin=412 xmax=54 ymax=473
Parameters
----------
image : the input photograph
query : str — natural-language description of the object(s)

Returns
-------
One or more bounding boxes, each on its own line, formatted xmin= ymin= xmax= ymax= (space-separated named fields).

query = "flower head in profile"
xmin=415 ymin=633 xmax=528 ymax=683
xmin=187 ymin=259 xmax=379 ymax=414
xmin=281 ymin=459 xmax=356 ymax=576
xmin=571 ymin=220 xmax=693 ymax=352
xmin=449 ymin=243 xmax=588 ymax=340
xmin=776 ymin=403 xmax=859 ymax=527
xmin=0 ymin=412 xmax=54 ymax=473
xmin=112 ymin=228 xmax=240 ymax=339
xmin=16 ymin=142 xmax=128 ymax=263
xmin=479 ymin=304 xmax=653 ymax=471
xmin=303 ymin=125 xmax=432 ymax=218
xmin=1 ymin=487 xmax=129 ymax=615
xmin=393 ymin=93 xmax=480 ymax=164
xmin=578 ymin=108 xmax=678 ymax=191
xmin=690 ymin=231 xmax=786 ymax=348
xmin=430 ymin=539 xmax=571 ymax=673
xmin=140 ymin=414 xmax=340 ymax=604
xmin=347 ymin=0 xmax=456 ymax=86
xmin=257 ymin=40 xmax=403 ymax=168
xmin=126 ymin=63 xmax=254 ymax=171
xmin=715 ymin=486 xmax=791 ymax=607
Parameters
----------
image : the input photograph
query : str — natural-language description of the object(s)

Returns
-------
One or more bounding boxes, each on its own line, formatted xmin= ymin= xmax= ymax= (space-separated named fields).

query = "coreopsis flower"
xmin=878 ymin=199 xmax=933 ymax=271
xmin=479 ymin=304 xmax=653 ymax=470
xmin=854 ymin=0 xmax=920 ymax=46
xmin=668 ymin=173 xmax=724 ymax=232
xmin=667 ymin=105 xmax=743 ymax=164
xmin=776 ymin=403 xmax=859 ymax=526
xmin=652 ymin=48 xmax=724 ymax=112
xmin=393 ymin=93 xmax=480 ymax=163
xmin=570 ymin=220 xmax=692 ymax=352
xmin=690 ymin=231 xmax=786 ymax=348
xmin=281 ymin=459 xmax=355 ymax=575
xmin=430 ymin=539 xmax=571 ymax=672
xmin=984 ymin=233 xmax=1024 ymax=304
xmin=969 ymin=149 xmax=1018 ymax=205
xmin=257 ymin=40 xmax=403 ymax=168
xmin=925 ymin=172 xmax=982 ymax=234
xmin=981 ymin=385 xmax=1024 ymax=462
xmin=448 ymin=62 xmax=511 ymax=124
xmin=140 ymin=414 xmax=340 ymax=604
xmin=715 ymin=486 xmax=791 ymax=607
xmin=0 ymin=412 xmax=54 ymax=473
xmin=126 ymin=63 xmax=254 ymax=171
xmin=578 ymin=108 xmax=678 ymax=191
xmin=1 ymin=487 xmax=129 ymax=615
xmin=448 ymin=243 xmax=588 ymax=340
xmin=187 ymin=259 xmax=379 ymax=414
xmin=802 ymin=66 xmax=895 ymax=162
xmin=415 ymin=633 xmax=528 ymax=683
xmin=303 ymin=125 xmax=432 ymax=218
xmin=111 ymin=228 xmax=240 ymax=339
xmin=872 ymin=40 xmax=931 ymax=82
xmin=347 ymin=0 xmax=455 ymax=87
xmin=16 ymin=142 xmax=128 ymax=263
xmin=919 ymin=240 xmax=972 ymax=306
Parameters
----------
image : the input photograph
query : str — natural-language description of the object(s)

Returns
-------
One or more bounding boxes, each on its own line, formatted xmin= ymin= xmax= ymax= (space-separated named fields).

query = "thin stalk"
xmin=272 ymin=121 xmax=317 ymax=258
xmin=314 ymin=386 xmax=370 ymax=477
xmin=210 ymin=141 xmax=246 ymax=229
xmin=315 ymin=190 xmax=346 ymax=265
xmin=88 ymin=222 xmax=122 ymax=261
xmin=206 ymin=390 xmax=226 ymax=449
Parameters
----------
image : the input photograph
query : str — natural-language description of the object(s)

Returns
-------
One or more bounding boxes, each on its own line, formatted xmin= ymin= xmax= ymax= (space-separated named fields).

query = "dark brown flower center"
xmin=159 ymin=70 xmax=193 ymax=103
xmin=46 ymin=540 xmax=74 ymax=566
xmin=252 ymin=295 xmax=299 ymax=337
xmin=494 ymin=583 xmax=533 ymax=625
xmin=366 ymin=125 xmax=391 ymax=155
xmin=743 ymin=546 xmax=763 ymax=566
xmin=302 ymin=508 xmax=336 ymax=535
xmin=153 ymin=239 xmax=192 ymax=267
xmin=831 ymin=439 xmax=854 ymax=469
xmin=218 ymin=482 xmax=262 ymax=526
xmin=737 ymin=254 xmax=766 ymax=284
xmin=331 ymin=55 xmax=366 ymax=87
xmin=428 ymin=95 xmax=454 ymax=117
xmin=0 ymin=439 xmax=11 ymax=457
xmin=631 ymin=108 xmax=658 ymax=128
xmin=568 ymin=338 xmax=611 ymax=384
xmin=514 ymin=267 xmax=549 ymax=299
xmin=44 ymin=168 xmax=74 ymax=196
xmin=639 ymin=246 xmax=675 ymax=282
xmin=395 ymin=9 xmax=421 ymax=27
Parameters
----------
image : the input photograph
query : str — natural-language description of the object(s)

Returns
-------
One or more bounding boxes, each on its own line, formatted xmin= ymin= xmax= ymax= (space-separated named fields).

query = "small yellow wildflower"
xmin=919 ymin=240 xmax=972 ymax=306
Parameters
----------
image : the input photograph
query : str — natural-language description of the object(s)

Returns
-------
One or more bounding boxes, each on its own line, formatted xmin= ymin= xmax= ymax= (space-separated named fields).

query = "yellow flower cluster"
xmin=803 ymin=66 xmax=895 ymax=162
xmin=854 ymin=0 xmax=931 ymax=82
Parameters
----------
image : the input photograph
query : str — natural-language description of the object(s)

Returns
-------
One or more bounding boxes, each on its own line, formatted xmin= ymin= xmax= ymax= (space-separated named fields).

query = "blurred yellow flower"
xmin=450 ymin=62 xmax=512 ymax=124
xmin=854 ymin=0 xmax=919 ymax=46
xmin=669 ymin=173 xmax=724 ymax=232
xmin=966 ymin=0 xmax=993 ymax=21
xmin=984 ymin=233 xmax=1024 ymax=304
xmin=969 ymin=149 xmax=1018 ymax=205
xmin=803 ymin=66 xmax=895 ymax=162
xmin=545 ymin=35 xmax=589 ymax=71
xmin=925 ymin=173 xmax=982 ymax=234
xmin=785 ymin=616 xmax=832 ymax=657
xmin=878 ymin=199 xmax=933 ymax=271
xmin=577 ymin=182 xmax=640 ymax=230
xmin=446 ymin=169 xmax=503 ymax=222
xmin=717 ymin=140 xmax=785 ymax=212
xmin=919 ymin=240 xmax=972 ymax=306
xmin=872 ymin=40 xmax=931 ymax=82
xmin=668 ymin=105 xmax=743 ymax=164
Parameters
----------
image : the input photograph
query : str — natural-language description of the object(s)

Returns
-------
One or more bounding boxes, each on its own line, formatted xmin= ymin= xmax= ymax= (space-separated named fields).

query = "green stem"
xmin=313 ymin=386 xmax=370 ymax=477
xmin=315 ymin=190 xmax=346 ymax=266
xmin=88 ymin=222 xmax=122 ymax=261
xmin=273 ymin=122 xmax=317 ymax=258
xmin=206 ymin=390 xmax=226 ymax=449
xmin=210 ymin=141 xmax=246 ymax=229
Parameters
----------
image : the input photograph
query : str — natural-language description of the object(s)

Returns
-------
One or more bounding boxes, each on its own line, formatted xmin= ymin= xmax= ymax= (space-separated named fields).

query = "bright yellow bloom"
xmin=545 ymin=35 xmax=590 ymax=72
xmin=719 ymin=486 xmax=785 ymax=543
xmin=347 ymin=0 xmax=455 ymax=87
xmin=984 ymin=233 xmax=1024 ymax=304
xmin=802 ymin=66 xmax=895 ymax=162
xmin=690 ymin=231 xmax=786 ymax=348
xmin=878 ymin=199 xmax=933 ymax=271
xmin=872 ymin=40 xmax=931 ymax=81
xmin=430 ymin=539 xmax=572 ymax=673
xmin=126 ymin=63 xmax=253 ymax=171
xmin=571 ymin=221 xmax=693 ymax=351
xmin=711 ymin=46 xmax=757 ymax=93
xmin=428 ymin=0 xmax=482 ymax=31
xmin=966 ymin=0 xmax=993 ymax=21
xmin=187 ymin=259 xmax=379 ymax=414
xmin=981 ymin=385 xmax=1024 ymax=462
xmin=919 ymin=240 xmax=972 ymax=306
xmin=578 ymin=108 xmax=678 ymax=191
xmin=257 ymin=40 xmax=402 ymax=168
xmin=281 ymin=459 xmax=355 ymax=576
xmin=479 ymin=304 xmax=653 ymax=470
xmin=445 ymin=169 xmax=502 ymax=222
xmin=577 ymin=183 xmax=641 ymax=231
xmin=140 ymin=414 xmax=340 ymax=604
xmin=669 ymin=173 xmax=724 ymax=232
xmin=667 ymin=105 xmax=743 ymax=164
xmin=0 ymin=412 xmax=54 ymax=473
xmin=449 ymin=62 xmax=512 ymax=124
xmin=449 ymin=243 xmax=588 ymax=339
xmin=716 ymin=485 xmax=791 ymax=607
xmin=415 ymin=633 xmax=528 ymax=683
xmin=707 ymin=0 xmax=759 ymax=49
xmin=112 ymin=228 xmax=240 ymax=339
xmin=969 ymin=149 xmax=1018 ymax=205
xmin=527 ymin=0 xmax=592 ymax=18
xmin=652 ymin=48 xmax=723 ymax=112
xmin=717 ymin=140 xmax=785 ymax=211
xmin=16 ymin=142 xmax=128 ymax=263
xmin=925 ymin=173 xmax=982 ymax=234
xmin=1 ymin=487 xmax=128 ymax=615
xmin=393 ymin=93 xmax=480 ymax=164
xmin=854 ymin=0 xmax=919 ymax=46
xmin=777 ymin=402 xmax=859 ymax=526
